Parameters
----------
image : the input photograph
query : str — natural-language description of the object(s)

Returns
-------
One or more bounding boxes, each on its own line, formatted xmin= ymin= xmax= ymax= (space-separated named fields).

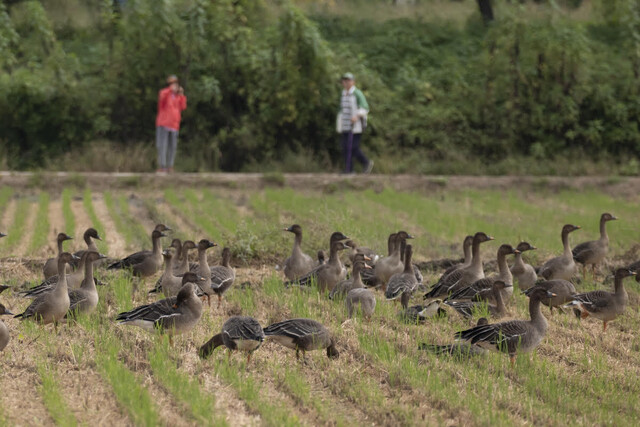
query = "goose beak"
xmin=160 ymin=232 xmax=168 ymax=237
xmin=95 ymin=235 xmax=102 ymax=241
xmin=66 ymin=236 xmax=74 ymax=240
xmin=363 ymin=255 xmax=372 ymax=261
xmin=98 ymin=253 xmax=108 ymax=259
xmin=487 ymin=236 xmax=495 ymax=241
xmin=514 ymin=249 xmax=521 ymax=254
xmin=172 ymin=304 xmax=178 ymax=309
xmin=547 ymin=291 xmax=557 ymax=298
xmin=364 ymin=263 xmax=373 ymax=269
xmin=71 ymin=254 xmax=81 ymax=261
xmin=630 ymin=270 xmax=637 ymax=276
xmin=531 ymin=246 xmax=537 ymax=250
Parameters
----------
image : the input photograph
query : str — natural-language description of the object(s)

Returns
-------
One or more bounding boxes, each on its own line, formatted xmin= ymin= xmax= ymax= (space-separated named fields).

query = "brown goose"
xmin=345 ymin=240 xmax=379 ymax=264
xmin=524 ymin=279 xmax=576 ymax=313
xmin=107 ymin=228 xmax=169 ymax=277
xmin=285 ymin=239 xmax=349 ymax=292
xmin=444 ymin=281 xmax=508 ymax=319
xmin=15 ymin=252 xmax=78 ymax=327
xmin=424 ymin=232 xmax=494 ymax=299
xmin=282 ymin=224 xmax=316 ymax=281
xmin=176 ymin=240 xmax=196 ymax=275
xmin=317 ymin=250 xmax=327 ymax=266
xmin=455 ymin=286 xmax=556 ymax=366
xmin=72 ymin=227 xmax=102 ymax=266
xmin=564 ymin=268 xmax=635 ymax=331
xmin=0 ymin=303 xmax=13 ymax=351
xmin=629 ymin=260 xmax=640 ymax=283
xmin=66 ymin=251 xmax=107 ymax=319
xmin=198 ymin=316 xmax=265 ymax=363
xmin=374 ymin=231 xmax=414 ymax=290
xmin=385 ymin=244 xmax=418 ymax=308
xmin=400 ymin=299 xmax=445 ymax=324
xmin=329 ymin=254 xmax=370 ymax=300
xmin=419 ymin=318 xmax=489 ymax=356
xmin=346 ymin=288 xmax=377 ymax=320
xmin=440 ymin=235 xmax=474 ymax=278
xmin=445 ymin=244 xmax=516 ymax=302
xmin=361 ymin=233 xmax=396 ymax=287
xmin=43 ymin=232 xmax=73 ymax=279
xmin=210 ymin=247 xmax=236 ymax=307
xmin=193 ymin=239 xmax=217 ymax=306
xmin=538 ymin=224 xmax=580 ymax=281
xmin=149 ymin=239 xmax=183 ymax=295
xmin=572 ymin=213 xmax=617 ymax=277
xmin=263 ymin=318 xmax=339 ymax=360
xmin=510 ymin=242 xmax=537 ymax=290
xmin=21 ymin=250 xmax=96 ymax=298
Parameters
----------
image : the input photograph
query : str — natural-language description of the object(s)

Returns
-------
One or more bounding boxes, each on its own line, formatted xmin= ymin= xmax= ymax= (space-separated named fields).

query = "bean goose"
xmin=563 ymin=268 xmax=636 ymax=331
xmin=329 ymin=254 xmax=370 ymax=300
xmin=400 ymin=299 xmax=445 ymax=324
xmin=21 ymin=250 xmax=95 ymax=298
xmin=345 ymin=240 xmax=379 ymax=264
xmin=424 ymin=232 xmax=494 ymax=299
xmin=263 ymin=318 xmax=339 ymax=360
xmin=510 ymin=242 xmax=537 ymax=290
xmin=193 ymin=239 xmax=217 ymax=306
xmin=440 ymin=235 xmax=474 ymax=279
xmin=385 ymin=244 xmax=418 ymax=308
xmin=117 ymin=278 xmax=203 ymax=340
xmin=176 ymin=240 xmax=196 ymax=275
xmin=572 ymin=213 xmax=617 ymax=277
xmin=283 ymin=224 xmax=316 ymax=281
xmin=209 ymin=247 xmax=236 ymax=307
xmin=43 ymin=232 xmax=73 ymax=279
xmin=444 ymin=281 xmax=509 ymax=319
xmin=629 ymin=260 xmax=640 ymax=283
xmin=524 ymin=279 xmax=576 ymax=313
xmin=107 ymin=229 xmax=168 ymax=277
xmin=15 ymin=252 xmax=78 ymax=327
xmin=317 ymin=250 xmax=327 ymax=266
xmin=375 ymin=231 xmax=414 ymax=290
xmin=538 ymin=224 xmax=580 ymax=281
xmin=418 ymin=318 xmax=489 ymax=356
xmin=285 ymin=240 xmax=349 ymax=291
xmin=198 ymin=316 xmax=265 ymax=363
xmin=72 ymin=227 xmax=102 ymax=267
xmin=445 ymin=244 xmax=516 ymax=302
xmin=346 ymin=288 xmax=377 ymax=320
xmin=0 ymin=303 xmax=13 ymax=351
xmin=455 ymin=286 xmax=556 ymax=366
xmin=149 ymin=239 xmax=183 ymax=295
xmin=66 ymin=251 xmax=107 ymax=319
xmin=361 ymin=233 xmax=396 ymax=287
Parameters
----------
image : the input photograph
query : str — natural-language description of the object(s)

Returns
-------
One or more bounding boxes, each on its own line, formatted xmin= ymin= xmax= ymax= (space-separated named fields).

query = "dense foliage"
xmin=2 ymin=0 xmax=640 ymax=172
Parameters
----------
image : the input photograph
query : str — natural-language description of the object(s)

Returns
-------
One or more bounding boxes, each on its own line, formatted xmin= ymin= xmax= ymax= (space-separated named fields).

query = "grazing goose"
xmin=385 ymin=244 xmax=418 ymax=308
xmin=360 ymin=233 xmax=396 ymax=287
xmin=538 ymin=224 xmax=580 ymax=281
xmin=329 ymin=254 xmax=370 ymax=300
xmin=72 ymin=227 xmax=102 ymax=266
xmin=455 ymin=286 xmax=556 ymax=366
xmin=375 ymin=231 xmax=414 ymax=290
xmin=21 ymin=250 xmax=95 ymax=298
xmin=285 ymin=240 xmax=349 ymax=292
xmin=193 ymin=239 xmax=217 ymax=306
xmin=400 ymin=299 xmax=445 ymax=324
xmin=445 ymin=244 xmax=516 ymax=302
xmin=510 ymin=242 xmax=538 ymax=290
xmin=66 ymin=251 xmax=107 ymax=319
xmin=43 ymin=232 xmax=73 ymax=279
xmin=263 ymin=318 xmax=339 ymax=360
xmin=419 ymin=318 xmax=489 ymax=356
xmin=424 ymin=232 xmax=494 ymax=299
xmin=149 ymin=239 xmax=183 ymax=295
xmin=176 ymin=240 xmax=196 ymax=275
xmin=198 ymin=316 xmax=265 ymax=363
xmin=572 ymin=213 xmax=617 ymax=277
xmin=444 ymin=281 xmax=509 ymax=319
xmin=0 ymin=303 xmax=13 ymax=351
xmin=210 ymin=247 xmax=236 ymax=307
xmin=107 ymin=229 xmax=168 ymax=277
xmin=563 ymin=268 xmax=636 ymax=331
xmin=117 ymin=279 xmax=203 ymax=340
xmin=524 ymin=279 xmax=576 ymax=313
xmin=15 ymin=252 xmax=78 ymax=327
xmin=345 ymin=240 xmax=379 ymax=265
xmin=346 ymin=288 xmax=377 ymax=320
xmin=439 ymin=235 xmax=474 ymax=279
xmin=282 ymin=224 xmax=316 ymax=281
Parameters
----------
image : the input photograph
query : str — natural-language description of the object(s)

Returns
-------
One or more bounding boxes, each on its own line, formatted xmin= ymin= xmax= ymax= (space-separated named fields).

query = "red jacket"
xmin=156 ymin=86 xmax=187 ymax=130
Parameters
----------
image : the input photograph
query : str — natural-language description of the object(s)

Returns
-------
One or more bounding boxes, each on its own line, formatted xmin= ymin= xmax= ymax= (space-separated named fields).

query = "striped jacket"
xmin=336 ymin=86 xmax=369 ymax=134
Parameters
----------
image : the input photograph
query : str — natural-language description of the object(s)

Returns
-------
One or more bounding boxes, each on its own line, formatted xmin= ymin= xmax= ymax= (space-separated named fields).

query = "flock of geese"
xmin=0 ymin=211 xmax=637 ymax=367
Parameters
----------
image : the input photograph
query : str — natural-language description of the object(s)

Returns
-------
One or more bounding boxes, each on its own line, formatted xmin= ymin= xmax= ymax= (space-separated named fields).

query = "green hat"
xmin=341 ymin=72 xmax=355 ymax=81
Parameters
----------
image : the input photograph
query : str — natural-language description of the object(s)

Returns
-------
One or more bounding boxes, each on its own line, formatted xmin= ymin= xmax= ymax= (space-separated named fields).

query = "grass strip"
xmin=118 ymin=194 xmax=149 ymax=247
xmin=104 ymin=191 xmax=147 ymax=248
xmin=29 ymin=192 xmax=50 ymax=252
xmin=61 ymin=188 xmax=76 ymax=238
xmin=1 ymin=197 xmax=29 ymax=253
xmin=0 ymin=186 xmax=13 ymax=220
xmin=83 ymin=188 xmax=108 ymax=253
xmin=36 ymin=361 xmax=78 ymax=427
xmin=149 ymin=341 xmax=227 ymax=426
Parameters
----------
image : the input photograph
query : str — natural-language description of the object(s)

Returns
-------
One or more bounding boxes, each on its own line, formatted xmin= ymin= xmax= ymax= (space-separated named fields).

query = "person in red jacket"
xmin=155 ymin=75 xmax=187 ymax=173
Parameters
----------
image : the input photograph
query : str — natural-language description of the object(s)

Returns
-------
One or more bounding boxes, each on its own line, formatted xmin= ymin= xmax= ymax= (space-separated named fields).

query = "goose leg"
xmin=602 ymin=321 xmax=608 ymax=332
xmin=247 ymin=352 xmax=252 ymax=364
xmin=509 ymin=354 xmax=516 ymax=367
xmin=217 ymin=295 xmax=222 ymax=308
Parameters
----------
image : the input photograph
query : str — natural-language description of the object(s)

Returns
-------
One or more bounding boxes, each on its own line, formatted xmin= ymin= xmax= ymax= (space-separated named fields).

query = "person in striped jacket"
xmin=336 ymin=73 xmax=373 ymax=174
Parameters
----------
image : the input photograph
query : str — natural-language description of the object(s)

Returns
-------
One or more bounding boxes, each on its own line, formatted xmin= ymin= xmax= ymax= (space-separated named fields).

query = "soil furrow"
xmin=92 ymin=195 xmax=128 ymax=258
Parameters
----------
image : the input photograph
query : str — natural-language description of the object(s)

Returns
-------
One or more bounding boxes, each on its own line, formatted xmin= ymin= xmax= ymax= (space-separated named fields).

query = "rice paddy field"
xmin=1 ymin=174 xmax=640 ymax=426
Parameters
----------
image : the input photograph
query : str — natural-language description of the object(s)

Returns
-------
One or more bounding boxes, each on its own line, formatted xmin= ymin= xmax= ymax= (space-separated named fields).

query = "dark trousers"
xmin=341 ymin=132 xmax=369 ymax=173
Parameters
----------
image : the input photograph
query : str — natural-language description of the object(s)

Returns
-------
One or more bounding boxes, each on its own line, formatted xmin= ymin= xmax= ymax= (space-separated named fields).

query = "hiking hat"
xmin=341 ymin=72 xmax=355 ymax=81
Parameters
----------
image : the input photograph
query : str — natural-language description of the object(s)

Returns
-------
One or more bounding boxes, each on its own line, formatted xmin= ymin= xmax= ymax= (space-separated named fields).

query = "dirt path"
xmin=70 ymin=197 xmax=94 ymax=254
xmin=12 ymin=198 xmax=36 ymax=259
xmin=92 ymin=194 xmax=127 ymax=258
xmin=39 ymin=197 xmax=66 ymax=259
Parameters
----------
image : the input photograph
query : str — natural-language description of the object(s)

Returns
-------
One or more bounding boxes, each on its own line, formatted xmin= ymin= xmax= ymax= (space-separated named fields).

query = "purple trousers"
xmin=341 ymin=132 xmax=369 ymax=173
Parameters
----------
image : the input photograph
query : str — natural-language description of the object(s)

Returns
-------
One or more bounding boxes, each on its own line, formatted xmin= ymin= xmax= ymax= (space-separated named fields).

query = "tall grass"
xmin=29 ymin=192 xmax=50 ymax=252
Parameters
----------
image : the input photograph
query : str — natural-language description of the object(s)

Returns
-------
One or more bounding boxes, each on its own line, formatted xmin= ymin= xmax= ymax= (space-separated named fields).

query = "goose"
xmin=317 ymin=250 xmax=327 ymax=266
xmin=21 ymin=250 xmax=96 ymax=298
xmin=572 ymin=213 xmax=617 ymax=278
xmin=149 ymin=239 xmax=183 ymax=295
xmin=400 ymin=299 xmax=445 ymax=324
xmin=444 ymin=281 xmax=509 ymax=319
xmin=346 ymin=288 xmax=377 ymax=320
xmin=209 ymin=247 xmax=236 ymax=307
xmin=175 ymin=240 xmax=196 ymax=275
xmin=385 ymin=244 xmax=418 ymax=308
xmin=198 ymin=316 xmax=265 ymax=363
xmin=282 ymin=224 xmax=316 ymax=280
xmin=0 ymin=303 xmax=13 ymax=351
xmin=538 ymin=224 xmax=580 ymax=281
xmin=455 ymin=286 xmax=556 ymax=366
xmin=374 ymin=231 xmax=414 ymax=290
xmin=263 ymin=318 xmax=339 ymax=360
xmin=15 ymin=252 xmax=78 ymax=328
xmin=629 ymin=260 xmax=640 ymax=283
xmin=419 ymin=318 xmax=489 ymax=356
xmin=329 ymin=254 xmax=370 ymax=300
xmin=116 ymin=278 xmax=204 ymax=341
xmin=438 ymin=235 xmax=474 ymax=280
xmin=345 ymin=240 xmax=379 ymax=264
xmin=284 ymin=240 xmax=349 ymax=292
xmin=524 ymin=279 xmax=576 ymax=313
xmin=510 ymin=242 xmax=537 ymax=290
xmin=43 ymin=232 xmax=73 ymax=279
xmin=107 ymin=228 xmax=168 ymax=277
xmin=193 ymin=239 xmax=217 ymax=306
xmin=66 ymin=251 xmax=107 ymax=319
xmin=424 ymin=232 xmax=494 ymax=299
xmin=563 ymin=268 xmax=636 ymax=331
xmin=72 ymin=227 xmax=102 ymax=267
xmin=361 ymin=233 xmax=396 ymax=287
xmin=445 ymin=244 xmax=516 ymax=302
